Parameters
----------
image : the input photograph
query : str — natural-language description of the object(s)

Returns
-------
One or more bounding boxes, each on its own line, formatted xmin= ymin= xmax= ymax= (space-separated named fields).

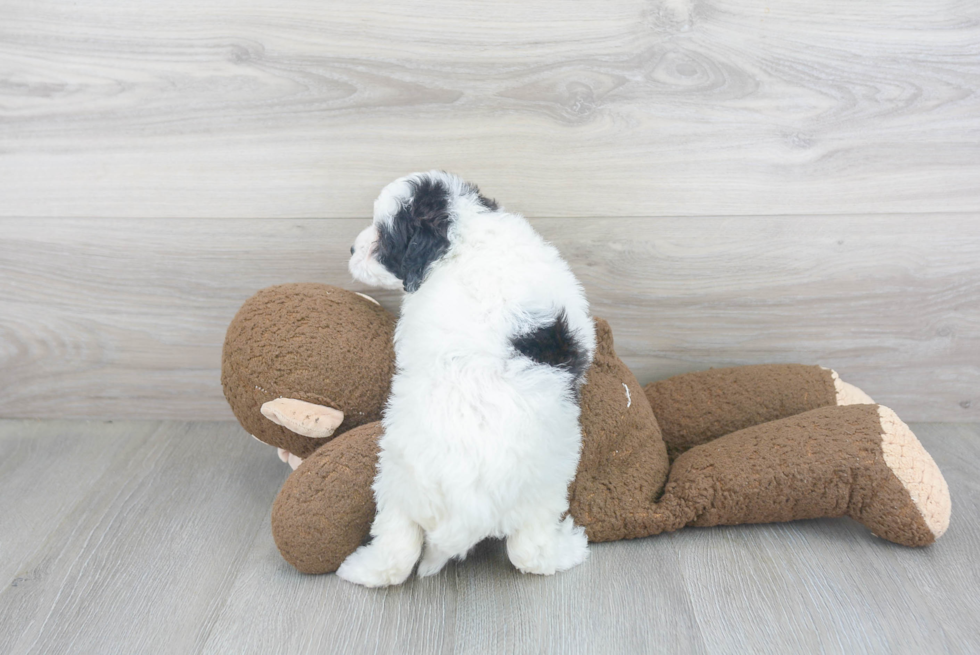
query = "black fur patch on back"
xmin=477 ymin=194 xmax=499 ymax=211
xmin=376 ymin=177 xmax=452 ymax=293
xmin=511 ymin=311 xmax=589 ymax=384
xmin=465 ymin=181 xmax=498 ymax=211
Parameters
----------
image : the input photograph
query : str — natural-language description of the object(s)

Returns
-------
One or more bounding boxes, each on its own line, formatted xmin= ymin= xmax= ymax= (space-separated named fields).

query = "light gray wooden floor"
xmin=1 ymin=420 xmax=977 ymax=654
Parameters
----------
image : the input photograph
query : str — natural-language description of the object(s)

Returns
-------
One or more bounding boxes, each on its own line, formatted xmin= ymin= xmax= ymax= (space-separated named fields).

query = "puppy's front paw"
xmin=336 ymin=543 xmax=415 ymax=588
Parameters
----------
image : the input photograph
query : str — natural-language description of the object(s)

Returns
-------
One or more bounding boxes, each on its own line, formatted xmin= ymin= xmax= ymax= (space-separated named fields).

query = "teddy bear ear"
xmin=260 ymin=398 xmax=345 ymax=440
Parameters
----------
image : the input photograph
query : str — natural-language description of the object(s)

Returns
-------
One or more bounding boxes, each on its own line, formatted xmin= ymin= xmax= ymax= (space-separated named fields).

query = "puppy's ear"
xmin=401 ymin=221 xmax=449 ymax=292
xmin=396 ymin=177 xmax=452 ymax=292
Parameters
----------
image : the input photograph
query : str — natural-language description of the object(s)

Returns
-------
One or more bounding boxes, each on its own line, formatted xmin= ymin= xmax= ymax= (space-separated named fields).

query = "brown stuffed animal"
xmin=222 ymin=284 xmax=951 ymax=575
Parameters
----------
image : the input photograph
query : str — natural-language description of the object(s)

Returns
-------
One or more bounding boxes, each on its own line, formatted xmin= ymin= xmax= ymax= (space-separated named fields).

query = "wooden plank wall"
xmin=1 ymin=0 xmax=978 ymax=421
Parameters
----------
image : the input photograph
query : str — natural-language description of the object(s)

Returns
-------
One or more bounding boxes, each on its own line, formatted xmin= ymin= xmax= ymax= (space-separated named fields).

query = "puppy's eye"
xmin=350 ymin=245 xmax=355 ymax=255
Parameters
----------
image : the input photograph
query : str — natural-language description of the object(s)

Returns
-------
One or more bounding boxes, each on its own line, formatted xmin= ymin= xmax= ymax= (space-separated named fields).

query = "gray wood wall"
xmin=2 ymin=0 xmax=978 ymax=421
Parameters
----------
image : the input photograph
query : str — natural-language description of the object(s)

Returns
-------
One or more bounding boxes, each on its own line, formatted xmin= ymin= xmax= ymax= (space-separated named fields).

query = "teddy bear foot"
xmin=854 ymin=406 xmax=951 ymax=545
xmin=828 ymin=369 xmax=875 ymax=405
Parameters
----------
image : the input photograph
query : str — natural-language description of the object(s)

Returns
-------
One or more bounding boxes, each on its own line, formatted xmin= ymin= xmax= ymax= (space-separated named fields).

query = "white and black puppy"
xmin=341 ymin=171 xmax=596 ymax=587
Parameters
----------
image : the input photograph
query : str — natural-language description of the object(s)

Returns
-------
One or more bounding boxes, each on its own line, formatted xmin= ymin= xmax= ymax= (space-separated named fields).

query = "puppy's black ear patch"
xmin=376 ymin=177 xmax=452 ymax=293
xmin=511 ymin=310 xmax=590 ymax=384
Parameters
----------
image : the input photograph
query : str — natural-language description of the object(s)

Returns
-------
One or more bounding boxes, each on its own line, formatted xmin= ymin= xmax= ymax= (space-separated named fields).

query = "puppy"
xmin=340 ymin=171 xmax=596 ymax=587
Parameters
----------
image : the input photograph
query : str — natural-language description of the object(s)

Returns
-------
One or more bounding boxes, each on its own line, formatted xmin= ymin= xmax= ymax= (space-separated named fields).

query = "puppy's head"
xmin=349 ymin=171 xmax=498 ymax=293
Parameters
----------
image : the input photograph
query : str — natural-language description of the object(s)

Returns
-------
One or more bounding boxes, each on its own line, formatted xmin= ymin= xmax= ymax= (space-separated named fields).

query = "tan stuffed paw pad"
xmin=877 ymin=406 xmax=951 ymax=540
xmin=828 ymin=369 xmax=875 ymax=405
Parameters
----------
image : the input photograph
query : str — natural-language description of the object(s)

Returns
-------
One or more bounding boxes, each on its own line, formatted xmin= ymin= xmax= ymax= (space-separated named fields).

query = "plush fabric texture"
xmin=272 ymin=422 xmax=382 ymax=574
xmin=567 ymin=318 xmax=670 ymax=542
xmin=221 ymin=284 xmax=395 ymax=458
xmin=644 ymin=364 xmax=838 ymax=461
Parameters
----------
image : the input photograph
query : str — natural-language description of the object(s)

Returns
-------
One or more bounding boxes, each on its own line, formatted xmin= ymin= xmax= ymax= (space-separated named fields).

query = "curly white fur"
xmin=339 ymin=171 xmax=595 ymax=586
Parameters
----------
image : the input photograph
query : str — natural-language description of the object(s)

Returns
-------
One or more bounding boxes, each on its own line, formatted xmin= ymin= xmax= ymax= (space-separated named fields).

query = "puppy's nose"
xmin=350 ymin=245 xmax=355 ymax=255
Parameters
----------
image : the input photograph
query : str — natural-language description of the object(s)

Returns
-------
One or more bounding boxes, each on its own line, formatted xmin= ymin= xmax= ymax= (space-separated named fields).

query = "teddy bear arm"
xmin=645 ymin=404 xmax=949 ymax=546
xmin=644 ymin=364 xmax=856 ymax=461
xmin=271 ymin=422 xmax=383 ymax=574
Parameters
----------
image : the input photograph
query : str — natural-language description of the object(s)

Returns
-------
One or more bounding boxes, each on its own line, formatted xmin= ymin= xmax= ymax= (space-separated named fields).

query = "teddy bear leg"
xmin=642 ymin=404 xmax=950 ymax=546
xmin=643 ymin=364 xmax=871 ymax=460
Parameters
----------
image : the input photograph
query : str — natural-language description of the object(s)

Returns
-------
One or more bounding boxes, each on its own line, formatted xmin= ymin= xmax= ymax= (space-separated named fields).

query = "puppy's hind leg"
xmin=336 ymin=506 xmax=423 ymax=587
xmin=507 ymin=514 xmax=589 ymax=576
xmin=417 ymin=523 xmax=484 ymax=578
xmin=417 ymin=542 xmax=454 ymax=578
